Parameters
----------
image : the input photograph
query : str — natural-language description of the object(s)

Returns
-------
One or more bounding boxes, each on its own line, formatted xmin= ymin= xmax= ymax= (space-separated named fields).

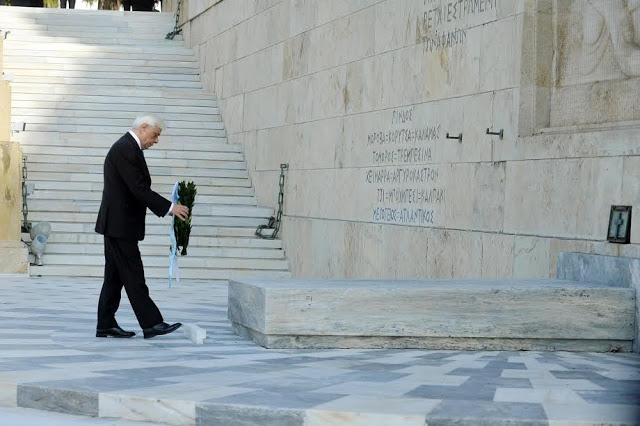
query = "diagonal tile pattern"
xmin=0 ymin=276 xmax=638 ymax=425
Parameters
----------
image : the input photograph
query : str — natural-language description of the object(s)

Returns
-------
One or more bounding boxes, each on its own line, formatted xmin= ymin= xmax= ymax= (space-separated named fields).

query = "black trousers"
xmin=97 ymin=236 xmax=163 ymax=329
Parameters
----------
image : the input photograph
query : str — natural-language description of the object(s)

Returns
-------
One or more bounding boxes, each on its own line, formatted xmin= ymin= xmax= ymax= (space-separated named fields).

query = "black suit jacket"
xmin=95 ymin=132 xmax=171 ymax=241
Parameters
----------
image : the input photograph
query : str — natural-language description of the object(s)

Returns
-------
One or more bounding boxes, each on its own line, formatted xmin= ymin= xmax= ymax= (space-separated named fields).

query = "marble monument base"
xmin=0 ymin=241 xmax=29 ymax=275
xmin=228 ymin=278 xmax=635 ymax=352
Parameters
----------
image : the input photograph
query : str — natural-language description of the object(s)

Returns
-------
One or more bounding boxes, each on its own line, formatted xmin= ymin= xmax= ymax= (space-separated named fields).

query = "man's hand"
xmin=171 ymin=204 xmax=190 ymax=221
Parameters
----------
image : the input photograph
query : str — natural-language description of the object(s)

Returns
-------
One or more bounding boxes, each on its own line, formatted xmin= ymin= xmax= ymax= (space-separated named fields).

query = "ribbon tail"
xmin=169 ymin=181 xmax=180 ymax=288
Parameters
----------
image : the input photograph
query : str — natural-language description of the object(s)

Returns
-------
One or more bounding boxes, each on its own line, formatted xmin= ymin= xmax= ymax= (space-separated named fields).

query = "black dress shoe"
xmin=143 ymin=322 xmax=182 ymax=339
xmin=96 ymin=326 xmax=136 ymax=338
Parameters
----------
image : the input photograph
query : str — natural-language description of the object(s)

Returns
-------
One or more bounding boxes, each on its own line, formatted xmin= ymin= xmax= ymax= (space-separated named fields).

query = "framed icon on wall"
xmin=607 ymin=205 xmax=632 ymax=244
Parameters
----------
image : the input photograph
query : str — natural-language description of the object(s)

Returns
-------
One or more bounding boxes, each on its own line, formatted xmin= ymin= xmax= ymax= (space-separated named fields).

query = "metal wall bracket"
xmin=445 ymin=132 xmax=463 ymax=143
xmin=486 ymin=128 xmax=504 ymax=139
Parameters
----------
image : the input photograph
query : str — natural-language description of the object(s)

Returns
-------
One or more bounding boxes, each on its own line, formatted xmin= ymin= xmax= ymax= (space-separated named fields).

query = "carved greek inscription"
xmin=422 ymin=0 xmax=497 ymax=52
xmin=365 ymin=108 xmax=445 ymax=227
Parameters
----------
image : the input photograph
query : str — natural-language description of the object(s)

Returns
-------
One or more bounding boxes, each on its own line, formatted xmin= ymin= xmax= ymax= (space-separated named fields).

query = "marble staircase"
xmin=0 ymin=6 xmax=291 ymax=280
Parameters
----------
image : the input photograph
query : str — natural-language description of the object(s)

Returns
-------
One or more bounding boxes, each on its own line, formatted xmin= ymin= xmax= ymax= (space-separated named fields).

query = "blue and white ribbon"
xmin=169 ymin=181 xmax=180 ymax=287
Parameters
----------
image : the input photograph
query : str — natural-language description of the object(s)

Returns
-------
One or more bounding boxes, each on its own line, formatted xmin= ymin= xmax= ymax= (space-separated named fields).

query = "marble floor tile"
xmin=99 ymin=393 xmax=195 ymax=426
xmin=0 ymin=277 xmax=637 ymax=425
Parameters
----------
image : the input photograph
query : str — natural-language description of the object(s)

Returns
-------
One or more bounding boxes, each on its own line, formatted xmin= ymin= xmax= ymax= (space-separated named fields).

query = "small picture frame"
xmin=607 ymin=205 xmax=632 ymax=244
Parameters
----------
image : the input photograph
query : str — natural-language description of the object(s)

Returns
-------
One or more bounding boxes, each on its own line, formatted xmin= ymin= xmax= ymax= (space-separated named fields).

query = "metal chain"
xmin=166 ymin=0 xmax=183 ymax=40
xmin=256 ymin=163 xmax=288 ymax=240
xmin=21 ymin=155 xmax=31 ymax=233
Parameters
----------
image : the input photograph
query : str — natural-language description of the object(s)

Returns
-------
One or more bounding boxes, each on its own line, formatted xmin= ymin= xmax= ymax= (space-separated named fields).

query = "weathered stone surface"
xmin=17 ymin=385 xmax=98 ymax=417
xmin=182 ymin=0 xmax=639 ymax=286
xmin=0 ymin=140 xmax=23 ymax=245
xmin=0 ymin=242 xmax=29 ymax=275
xmin=229 ymin=278 xmax=635 ymax=350
xmin=557 ymin=252 xmax=640 ymax=352
xmin=0 ymin=81 xmax=10 ymax=142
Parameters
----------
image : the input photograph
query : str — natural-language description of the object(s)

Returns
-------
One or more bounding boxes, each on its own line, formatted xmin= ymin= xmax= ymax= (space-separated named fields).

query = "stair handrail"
xmin=166 ymin=0 xmax=183 ymax=40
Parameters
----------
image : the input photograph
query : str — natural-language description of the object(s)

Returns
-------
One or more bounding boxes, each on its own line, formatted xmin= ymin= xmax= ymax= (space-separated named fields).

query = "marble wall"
xmin=175 ymin=0 xmax=640 ymax=279
xmin=552 ymin=0 xmax=640 ymax=127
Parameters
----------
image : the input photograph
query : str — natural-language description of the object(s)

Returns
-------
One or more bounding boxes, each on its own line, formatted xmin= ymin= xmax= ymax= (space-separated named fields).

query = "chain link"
xmin=256 ymin=163 xmax=288 ymax=240
xmin=21 ymin=155 xmax=31 ymax=233
xmin=166 ymin=0 xmax=183 ymax=40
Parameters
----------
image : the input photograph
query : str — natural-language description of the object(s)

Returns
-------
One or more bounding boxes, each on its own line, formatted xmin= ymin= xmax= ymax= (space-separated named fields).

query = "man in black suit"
xmin=95 ymin=115 xmax=189 ymax=339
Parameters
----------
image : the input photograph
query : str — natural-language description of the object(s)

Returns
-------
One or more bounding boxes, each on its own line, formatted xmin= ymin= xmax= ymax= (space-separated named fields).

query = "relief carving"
xmin=582 ymin=0 xmax=640 ymax=77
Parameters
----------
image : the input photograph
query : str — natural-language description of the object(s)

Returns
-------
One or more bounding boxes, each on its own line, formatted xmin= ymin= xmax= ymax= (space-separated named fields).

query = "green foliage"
xmin=174 ymin=180 xmax=196 ymax=256
xmin=98 ymin=0 xmax=119 ymax=10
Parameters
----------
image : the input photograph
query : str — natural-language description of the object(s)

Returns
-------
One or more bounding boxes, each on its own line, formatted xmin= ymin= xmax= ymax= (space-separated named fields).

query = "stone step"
xmin=27 ymin=12 xmax=174 ymax=20
xmin=12 ymin=103 xmax=216 ymax=115
xmin=22 ymin=146 xmax=241 ymax=161
xmin=15 ymin=116 xmax=223 ymax=130
xmin=14 ymin=110 xmax=220 ymax=123
xmin=4 ymin=41 xmax=194 ymax=56
xmin=18 ymin=135 xmax=231 ymax=150
xmin=23 ymin=161 xmax=244 ymax=178
xmin=3 ymin=57 xmax=198 ymax=69
xmin=16 ymin=115 xmax=222 ymax=129
xmin=27 ymin=241 xmax=284 ymax=258
xmin=19 ymin=125 xmax=225 ymax=137
xmin=4 ymin=62 xmax=196 ymax=74
xmin=25 ymin=221 xmax=239 ymax=237
xmin=29 ymin=189 xmax=258 ymax=205
xmin=17 ymin=131 xmax=228 ymax=146
xmin=11 ymin=85 xmax=209 ymax=99
xmin=4 ymin=48 xmax=193 ymax=60
xmin=24 ymin=232 xmax=284 ymax=248
xmin=229 ymin=279 xmax=636 ymax=351
xmin=28 ymin=216 xmax=270 ymax=231
xmin=3 ymin=34 xmax=184 ymax=45
xmin=26 ymin=172 xmax=252 ymax=187
xmin=33 ymin=254 xmax=289 ymax=270
xmin=3 ymin=20 xmax=174 ymax=29
xmin=0 ymin=6 xmax=175 ymax=19
xmin=25 ymin=154 xmax=243 ymax=170
xmin=11 ymin=71 xmax=201 ymax=82
xmin=11 ymin=93 xmax=215 ymax=106
xmin=28 ymin=181 xmax=255 ymax=196
xmin=28 ymin=201 xmax=272 ymax=218
xmin=29 ymin=265 xmax=292 ymax=279
xmin=8 ymin=6 xmax=291 ymax=281
xmin=30 ymin=208 xmax=272 ymax=223
xmin=5 ymin=25 xmax=172 ymax=36
xmin=0 ymin=18 xmax=175 ymax=29
xmin=10 ymin=76 xmax=202 ymax=89
xmin=4 ymin=29 xmax=176 ymax=42
xmin=30 ymin=224 xmax=267 ymax=240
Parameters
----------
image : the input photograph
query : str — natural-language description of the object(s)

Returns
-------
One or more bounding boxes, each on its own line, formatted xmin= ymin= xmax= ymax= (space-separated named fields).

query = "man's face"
xmin=137 ymin=124 xmax=162 ymax=150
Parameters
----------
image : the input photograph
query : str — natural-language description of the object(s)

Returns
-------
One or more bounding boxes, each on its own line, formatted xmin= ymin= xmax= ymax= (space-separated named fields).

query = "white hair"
xmin=132 ymin=115 xmax=166 ymax=131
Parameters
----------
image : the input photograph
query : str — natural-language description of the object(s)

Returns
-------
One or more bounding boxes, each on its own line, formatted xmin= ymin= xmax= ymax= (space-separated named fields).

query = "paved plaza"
xmin=0 ymin=276 xmax=638 ymax=425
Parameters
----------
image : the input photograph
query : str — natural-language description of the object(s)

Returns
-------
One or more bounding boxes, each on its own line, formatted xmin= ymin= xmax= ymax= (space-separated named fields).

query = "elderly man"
xmin=95 ymin=115 xmax=189 ymax=339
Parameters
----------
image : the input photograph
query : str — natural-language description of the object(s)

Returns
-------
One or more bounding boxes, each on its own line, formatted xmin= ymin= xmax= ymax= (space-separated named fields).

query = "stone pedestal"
xmin=1 ymin=47 xmax=29 ymax=275
xmin=0 ymin=242 xmax=29 ymax=275
xmin=558 ymin=252 xmax=640 ymax=353
xmin=0 ymin=81 xmax=9 ymax=141
xmin=0 ymin=140 xmax=27 ymax=275
xmin=228 ymin=278 xmax=635 ymax=351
